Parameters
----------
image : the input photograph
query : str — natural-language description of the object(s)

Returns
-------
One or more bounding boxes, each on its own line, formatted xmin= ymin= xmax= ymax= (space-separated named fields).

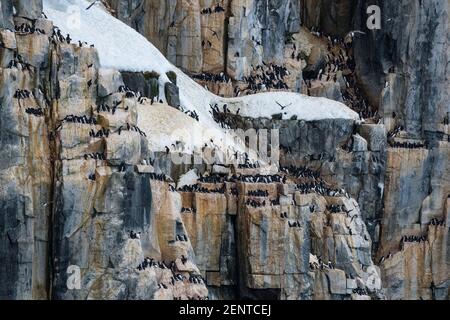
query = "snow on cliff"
xmin=43 ymin=0 xmax=358 ymax=122
xmin=43 ymin=0 xmax=358 ymax=165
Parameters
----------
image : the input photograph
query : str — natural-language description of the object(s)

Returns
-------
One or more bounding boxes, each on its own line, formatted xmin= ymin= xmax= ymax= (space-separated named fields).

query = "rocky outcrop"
xmin=0 ymin=0 xmax=448 ymax=301
xmin=351 ymin=0 xmax=450 ymax=299
xmin=0 ymin=1 xmax=207 ymax=299
xmin=301 ymin=0 xmax=356 ymax=37
xmin=353 ymin=0 xmax=449 ymax=138
xmin=106 ymin=0 xmax=302 ymax=78
xmin=0 ymin=0 xmax=51 ymax=299
xmin=105 ymin=0 xmax=449 ymax=300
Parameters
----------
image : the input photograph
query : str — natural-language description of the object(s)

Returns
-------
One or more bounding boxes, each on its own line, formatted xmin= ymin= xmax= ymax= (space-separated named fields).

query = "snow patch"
xmin=177 ymin=169 xmax=199 ymax=188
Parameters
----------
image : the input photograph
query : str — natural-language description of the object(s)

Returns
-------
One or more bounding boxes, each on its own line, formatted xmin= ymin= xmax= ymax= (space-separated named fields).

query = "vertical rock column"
xmin=0 ymin=0 xmax=52 ymax=299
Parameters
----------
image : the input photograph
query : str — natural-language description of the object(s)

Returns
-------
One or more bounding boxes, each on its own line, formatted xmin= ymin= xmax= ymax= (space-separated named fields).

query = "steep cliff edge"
xmin=0 ymin=0 xmax=448 ymax=300
xmin=105 ymin=0 xmax=449 ymax=299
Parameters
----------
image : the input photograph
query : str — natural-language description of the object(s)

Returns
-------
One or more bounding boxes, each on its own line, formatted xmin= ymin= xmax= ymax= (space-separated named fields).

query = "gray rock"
xmin=13 ymin=0 xmax=43 ymax=19
xmin=98 ymin=69 xmax=124 ymax=97
xmin=164 ymin=82 xmax=180 ymax=107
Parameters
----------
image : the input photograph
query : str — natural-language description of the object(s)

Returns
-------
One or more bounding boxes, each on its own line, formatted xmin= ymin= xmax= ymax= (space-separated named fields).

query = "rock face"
xmin=0 ymin=0 xmax=449 ymax=301
xmin=106 ymin=0 xmax=302 ymax=78
xmin=351 ymin=0 xmax=450 ymax=299
xmin=301 ymin=0 xmax=356 ymax=37
xmin=111 ymin=0 xmax=448 ymax=300
xmin=0 ymin=1 xmax=52 ymax=298
xmin=0 ymin=1 xmax=207 ymax=300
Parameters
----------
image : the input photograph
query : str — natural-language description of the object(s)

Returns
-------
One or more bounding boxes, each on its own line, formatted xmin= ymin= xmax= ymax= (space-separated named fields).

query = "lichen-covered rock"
xmin=1 ymin=0 xmax=448 ymax=302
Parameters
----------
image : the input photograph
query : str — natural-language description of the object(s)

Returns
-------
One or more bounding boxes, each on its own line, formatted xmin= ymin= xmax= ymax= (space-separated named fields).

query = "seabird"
xmin=86 ymin=0 xmax=99 ymax=10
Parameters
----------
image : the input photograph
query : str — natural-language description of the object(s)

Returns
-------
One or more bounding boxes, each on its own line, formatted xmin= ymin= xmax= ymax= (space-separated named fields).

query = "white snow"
xmin=177 ymin=169 xmax=199 ymax=188
xmin=220 ymin=92 xmax=358 ymax=121
xmin=43 ymin=0 xmax=359 ymax=122
xmin=43 ymin=0 xmax=359 ymax=162
xmin=43 ymin=0 xmax=173 ymax=76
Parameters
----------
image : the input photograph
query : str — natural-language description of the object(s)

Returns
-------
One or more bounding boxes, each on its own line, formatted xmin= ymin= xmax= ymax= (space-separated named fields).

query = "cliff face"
xmin=0 ymin=0 xmax=448 ymax=300
xmin=1 ymin=0 xmax=209 ymax=300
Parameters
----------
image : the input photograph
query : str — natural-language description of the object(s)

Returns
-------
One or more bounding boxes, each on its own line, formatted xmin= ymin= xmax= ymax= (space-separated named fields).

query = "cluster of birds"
xmin=296 ymin=180 xmax=346 ymax=198
xmin=388 ymin=125 xmax=404 ymax=138
xmin=198 ymin=173 xmax=224 ymax=184
xmin=302 ymin=28 xmax=376 ymax=119
xmin=137 ymin=257 xmax=169 ymax=271
xmin=62 ymin=114 xmax=97 ymax=125
xmin=184 ymin=109 xmax=199 ymax=121
xmin=237 ymin=63 xmax=290 ymax=96
xmin=83 ymin=152 xmax=106 ymax=161
xmin=187 ymin=274 xmax=205 ymax=285
xmin=389 ymin=141 xmax=426 ymax=149
xmin=117 ymin=123 xmax=147 ymax=137
xmin=183 ymin=172 xmax=287 ymax=186
xmin=401 ymin=235 xmax=427 ymax=243
xmin=209 ymin=103 xmax=237 ymax=129
xmin=326 ymin=204 xmax=346 ymax=214
xmin=135 ymin=255 xmax=207 ymax=300
xmin=181 ymin=207 xmax=197 ymax=214
xmin=288 ymin=220 xmax=302 ymax=228
xmin=196 ymin=185 xmax=226 ymax=194
xmin=7 ymin=52 xmax=33 ymax=71
xmin=237 ymin=174 xmax=286 ymax=184
xmin=174 ymin=296 xmax=209 ymax=300
xmin=25 ymin=107 xmax=44 ymax=117
xmin=309 ymin=258 xmax=335 ymax=271
xmin=238 ymin=162 xmax=261 ymax=169
xmin=129 ymin=231 xmax=141 ymax=239
xmin=149 ymin=173 xmax=173 ymax=182
xmin=193 ymin=72 xmax=231 ymax=84
xmin=429 ymin=218 xmax=446 ymax=226
xmin=96 ymin=102 xmax=122 ymax=114
xmin=89 ymin=128 xmax=110 ymax=138
xmin=289 ymin=42 xmax=304 ymax=62
xmin=13 ymin=89 xmax=32 ymax=99
xmin=15 ymin=23 xmax=45 ymax=35
xmin=353 ymin=288 xmax=368 ymax=296
xmin=281 ymin=165 xmax=320 ymax=180
xmin=138 ymin=96 xmax=153 ymax=105
xmin=279 ymin=212 xmax=289 ymax=219
xmin=246 ymin=199 xmax=267 ymax=208
xmin=200 ymin=3 xmax=225 ymax=15
xmin=50 ymin=27 xmax=71 ymax=44
xmin=120 ymin=87 xmax=163 ymax=106
xmin=247 ymin=190 xmax=269 ymax=197
xmin=50 ymin=26 xmax=95 ymax=48
xmin=174 ymin=234 xmax=189 ymax=242
xmin=164 ymin=141 xmax=188 ymax=154
xmin=118 ymin=85 xmax=141 ymax=99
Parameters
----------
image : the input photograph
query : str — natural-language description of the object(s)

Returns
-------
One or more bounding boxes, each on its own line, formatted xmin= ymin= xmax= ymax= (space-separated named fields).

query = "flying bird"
xmin=276 ymin=101 xmax=292 ymax=110
xmin=86 ymin=0 xmax=100 ymax=10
